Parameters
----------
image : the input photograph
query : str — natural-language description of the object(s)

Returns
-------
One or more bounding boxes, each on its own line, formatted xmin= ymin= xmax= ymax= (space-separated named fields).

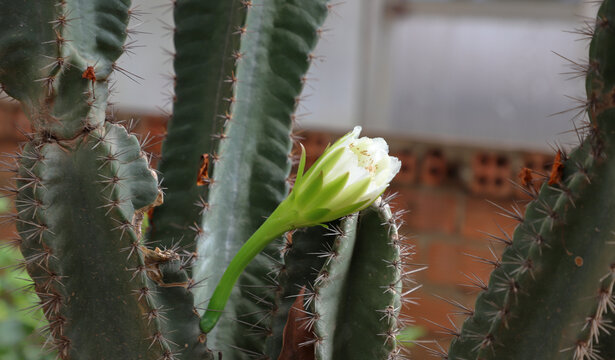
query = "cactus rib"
xmin=145 ymin=247 xmax=213 ymax=359
xmin=149 ymin=0 xmax=246 ymax=251
xmin=265 ymin=225 xmax=338 ymax=359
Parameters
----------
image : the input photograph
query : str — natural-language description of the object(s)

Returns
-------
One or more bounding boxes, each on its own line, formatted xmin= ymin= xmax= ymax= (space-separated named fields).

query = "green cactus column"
xmin=264 ymin=200 xmax=409 ymax=360
xmin=312 ymin=203 xmax=405 ymax=360
xmin=16 ymin=126 xmax=168 ymax=359
xmin=0 ymin=0 xmax=184 ymax=358
xmin=148 ymin=0 xmax=245 ymax=251
xmin=145 ymin=247 xmax=212 ymax=359
xmin=447 ymin=1 xmax=615 ymax=359
xmin=193 ymin=0 xmax=330 ymax=358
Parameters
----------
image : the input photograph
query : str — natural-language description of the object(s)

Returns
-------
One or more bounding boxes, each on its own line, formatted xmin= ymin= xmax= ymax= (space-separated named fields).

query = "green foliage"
xmin=0 ymin=246 xmax=54 ymax=360
xmin=0 ymin=196 xmax=52 ymax=360
xmin=0 ymin=197 xmax=8 ymax=212
xmin=397 ymin=327 xmax=426 ymax=346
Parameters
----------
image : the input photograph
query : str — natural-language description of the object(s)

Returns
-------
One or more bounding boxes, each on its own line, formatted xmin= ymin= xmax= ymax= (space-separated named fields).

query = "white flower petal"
xmin=291 ymin=126 xmax=402 ymax=226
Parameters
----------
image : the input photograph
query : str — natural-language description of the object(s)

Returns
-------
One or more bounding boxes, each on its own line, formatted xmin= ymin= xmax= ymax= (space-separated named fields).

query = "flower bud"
xmin=285 ymin=126 xmax=401 ymax=226
xmin=201 ymin=126 xmax=401 ymax=333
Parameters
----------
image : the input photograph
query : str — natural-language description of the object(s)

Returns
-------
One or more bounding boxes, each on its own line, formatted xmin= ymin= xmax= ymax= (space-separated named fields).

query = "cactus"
xmin=0 ymin=0 xmax=411 ymax=359
xmin=444 ymin=1 xmax=615 ymax=359
xmin=1 ymin=0 xmax=179 ymax=358
xmin=311 ymin=203 xmax=406 ymax=360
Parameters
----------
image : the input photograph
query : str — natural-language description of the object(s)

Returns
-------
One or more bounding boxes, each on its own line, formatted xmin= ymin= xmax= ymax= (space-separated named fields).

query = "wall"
xmin=106 ymin=0 xmax=592 ymax=152
xmin=0 ymin=103 xmax=558 ymax=356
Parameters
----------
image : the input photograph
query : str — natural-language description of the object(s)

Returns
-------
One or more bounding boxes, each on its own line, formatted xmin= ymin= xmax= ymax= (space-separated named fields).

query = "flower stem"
xmin=200 ymin=205 xmax=294 ymax=333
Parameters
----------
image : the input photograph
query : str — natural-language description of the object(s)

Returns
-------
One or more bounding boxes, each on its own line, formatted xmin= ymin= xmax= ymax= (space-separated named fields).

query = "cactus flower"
xmin=288 ymin=126 xmax=401 ymax=226
xmin=200 ymin=126 xmax=401 ymax=332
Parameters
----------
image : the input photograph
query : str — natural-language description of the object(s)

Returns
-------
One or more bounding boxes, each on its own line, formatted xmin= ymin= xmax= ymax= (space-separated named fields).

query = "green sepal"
xmin=334 ymin=177 xmax=370 ymax=205
xmin=303 ymin=146 xmax=345 ymax=182
xmin=295 ymin=144 xmax=307 ymax=188
xmin=297 ymin=171 xmax=324 ymax=205
xmin=307 ymin=172 xmax=349 ymax=208
xmin=326 ymin=199 xmax=371 ymax=221
xmin=303 ymin=208 xmax=332 ymax=222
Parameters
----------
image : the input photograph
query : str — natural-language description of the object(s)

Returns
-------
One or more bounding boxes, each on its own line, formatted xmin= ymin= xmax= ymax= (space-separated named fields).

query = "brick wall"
xmin=0 ymin=102 xmax=554 ymax=357
xmin=384 ymin=134 xmax=551 ymax=356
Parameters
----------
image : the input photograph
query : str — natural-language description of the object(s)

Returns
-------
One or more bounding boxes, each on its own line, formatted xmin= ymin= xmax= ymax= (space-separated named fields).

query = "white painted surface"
xmin=110 ymin=0 xmax=174 ymax=114
xmin=110 ymin=0 xmax=595 ymax=150
xmin=387 ymin=15 xmax=587 ymax=150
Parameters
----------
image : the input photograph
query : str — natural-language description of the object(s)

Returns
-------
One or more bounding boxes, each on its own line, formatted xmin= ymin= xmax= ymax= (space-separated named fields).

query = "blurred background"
xmin=0 ymin=0 xmax=599 ymax=357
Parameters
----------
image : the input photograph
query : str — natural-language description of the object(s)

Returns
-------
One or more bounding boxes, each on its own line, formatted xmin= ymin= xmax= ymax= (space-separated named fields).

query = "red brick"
xmin=469 ymin=152 xmax=513 ymax=198
xmin=396 ymin=188 xmax=458 ymax=234
xmin=0 ymin=103 xmax=31 ymax=140
xmin=0 ymin=108 xmax=13 ymax=139
xmin=392 ymin=149 xmax=416 ymax=185
xmin=406 ymin=292 xmax=461 ymax=333
xmin=135 ymin=116 xmax=168 ymax=164
xmin=303 ymin=131 xmax=332 ymax=155
xmin=140 ymin=115 xmax=168 ymax=136
xmin=420 ymin=149 xmax=447 ymax=186
xmin=301 ymin=131 xmax=333 ymax=168
xmin=0 ymin=142 xmax=18 ymax=189
xmin=461 ymin=197 xmax=521 ymax=241
xmin=426 ymin=239 xmax=499 ymax=287
xmin=523 ymin=153 xmax=551 ymax=174
xmin=13 ymin=109 xmax=31 ymax=139
xmin=427 ymin=242 xmax=466 ymax=285
xmin=0 ymin=220 xmax=16 ymax=242
xmin=0 ymin=199 xmax=16 ymax=241
xmin=403 ymin=333 xmax=452 ymax=359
